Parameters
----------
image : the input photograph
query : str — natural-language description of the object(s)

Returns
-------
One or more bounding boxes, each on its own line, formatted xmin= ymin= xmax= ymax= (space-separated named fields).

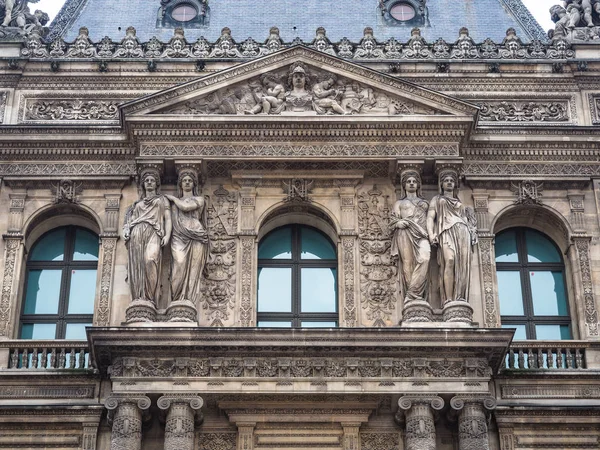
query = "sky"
xmin=36 ymin=0 xmax=557 ymax=32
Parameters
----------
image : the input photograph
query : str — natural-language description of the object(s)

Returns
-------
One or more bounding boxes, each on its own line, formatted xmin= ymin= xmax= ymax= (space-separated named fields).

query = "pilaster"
xmin=398 ymin=395 xmax=444 ymax=450
xmin=0 ymin=234 xmax=24 ymax=338
xmin=158 ymin=395 xmax=204 ymax=450
xmin=239 ymin=235 xmax=256 ymax=327
xmin=498 ymin=427 xmax=515 ymax=450
xmin=569 ymin=235 xmax=600 ymax=338
xmin=237 ymin=422 xmax=255 ymax=450
xmin=342 ymin=423 xmax=360 ymax=450
xmin=82 ymin=422 xmax=99 ymax=450
xmin=105 ymin=395 xmax=151 ymax=450
xmin=450 ymin=395 xmax=496 ymax=450
xmin=341 ymin=235 xmax=358 ymax=327
xmin=95 ymin=234 xmax=118 ymax=326
xmin=477 ymin=233 xmax=500 ymax=328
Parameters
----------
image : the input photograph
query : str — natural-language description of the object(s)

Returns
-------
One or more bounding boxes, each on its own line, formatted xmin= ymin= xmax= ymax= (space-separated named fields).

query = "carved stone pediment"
xmin=120 ymin=46 xmax=478 ymax=120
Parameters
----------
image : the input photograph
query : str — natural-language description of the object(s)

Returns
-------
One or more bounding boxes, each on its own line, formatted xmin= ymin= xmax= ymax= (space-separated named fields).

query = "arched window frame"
xmin=19 ymin=225 xmax=99 ymax=340
xmin=257 ymin=224 xmax=339 ymax=328
xmin=495 ymin=227 xmax=572 ymax=340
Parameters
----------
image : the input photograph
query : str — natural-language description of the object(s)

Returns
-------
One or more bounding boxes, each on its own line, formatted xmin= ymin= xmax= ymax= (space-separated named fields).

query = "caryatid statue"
xmin=123 ymin=166 xmax=172 ymax=323
xmin=390 ymin=169 xmax=432 ymax=322
xmin=164 ymin=166 xmax=209 ymax=322
xmin=427 ymin=168 xmax=477 ymax=323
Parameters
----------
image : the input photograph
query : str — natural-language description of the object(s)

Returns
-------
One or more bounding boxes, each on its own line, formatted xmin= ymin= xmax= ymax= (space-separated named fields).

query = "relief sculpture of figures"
xmin=427 ymin=169 xmax=477 ymax=323
xmin=123 ymin=167 xmax=172 ymax=323
xmin=164 ymin=168 xmax=209 ymax=323
xmin=390 ymin=170 xmax=433 ymax=323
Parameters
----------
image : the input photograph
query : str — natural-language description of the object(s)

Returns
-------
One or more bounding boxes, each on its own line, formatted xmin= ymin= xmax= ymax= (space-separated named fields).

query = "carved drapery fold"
xmin=105 ymin=396 xmax=151 ymax=450
xmin=95 ymin=236 xmax=117 ymax=326
xmin=237 ymin=423 xmax=255 ymax=450
xmin=0 ymin=236 xmax=24 ymax=337
xmin=571 ymin=237 xmax=600 ymax=337
xmin=450 ymin=396 xmax=496 ymax=450
xmin=398 ymin=395 xmax=444 ymax=450
xmin=477 ymin=235 xmax=500 ymax=328
xmin=158 ymin=395 xmax=203 ymax=450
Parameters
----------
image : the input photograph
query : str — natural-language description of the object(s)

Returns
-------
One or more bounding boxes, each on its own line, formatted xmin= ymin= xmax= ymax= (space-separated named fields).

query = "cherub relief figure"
xmin=312 ymin=76 xmax=346 ymax=115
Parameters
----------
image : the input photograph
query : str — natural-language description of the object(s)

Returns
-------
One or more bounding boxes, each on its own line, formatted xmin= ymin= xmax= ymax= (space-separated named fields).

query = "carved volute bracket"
xmin=158 ymin=395 xmax=204 ymax=450
xmin=398 ymin=395 xmax=444 ymax=450
xmin=105 ymin=395 xmax=151 ymax=450
xmin=449 ymin=396 xmax=496 ymax=450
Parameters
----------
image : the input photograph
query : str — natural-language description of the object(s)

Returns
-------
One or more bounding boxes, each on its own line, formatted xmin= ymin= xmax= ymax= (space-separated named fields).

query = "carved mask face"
xmin=404 ymin=176 xmax=419 ymax=194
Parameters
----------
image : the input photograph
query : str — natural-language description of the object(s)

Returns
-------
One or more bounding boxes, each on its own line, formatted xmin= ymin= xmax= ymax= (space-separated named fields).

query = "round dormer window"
xmin=171 ymin=4 xmax=198 ymax=22
xmin=390 ymin=3 xmax=416 ymax=21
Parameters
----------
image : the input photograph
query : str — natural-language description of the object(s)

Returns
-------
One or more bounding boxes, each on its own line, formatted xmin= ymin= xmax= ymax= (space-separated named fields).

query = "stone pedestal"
xmin=126 ymin=299 xmax=157 ymax=323
xmin=165 ymin=299 xmax=198 ymax=323
xmin=105 ymin=395 xmax=151 ymax=450
xmin=398 ymin=395 xmax=444 ymax=450
xmin=158 ymin=395 xmax=203 ymax=450
xmin=402 ymin=299 xmax=433 ymax=323
xmin=442 ymin=300 xmax=473 ymax=324
xmin=450 ymin=396 xmax=496 ymax=450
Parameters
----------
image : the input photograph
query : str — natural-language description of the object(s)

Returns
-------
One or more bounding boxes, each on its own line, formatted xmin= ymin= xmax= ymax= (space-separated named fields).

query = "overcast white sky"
xmin=36 ymin=0 xmax=558 ymax=32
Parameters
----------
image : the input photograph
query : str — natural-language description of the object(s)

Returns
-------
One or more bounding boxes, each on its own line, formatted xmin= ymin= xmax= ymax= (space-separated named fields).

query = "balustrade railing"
xmin=0 ymin=340 xmax=91 ymax=370
xmin=505 ymin=341 xmax=588 ymax=370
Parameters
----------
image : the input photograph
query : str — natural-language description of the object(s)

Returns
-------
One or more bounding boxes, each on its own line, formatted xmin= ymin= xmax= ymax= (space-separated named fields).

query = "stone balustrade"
xmin=0 ymin=340 xmax=91 ymax=370
xmin=505 ymin=340 xmax=588 ymax=370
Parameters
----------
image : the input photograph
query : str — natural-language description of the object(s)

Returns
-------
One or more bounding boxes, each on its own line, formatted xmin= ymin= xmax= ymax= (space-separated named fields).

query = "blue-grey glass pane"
xmin=258 ymin=227 xmax=292 ymax=259
xmin=497 ymin=271 xmax=524 ymax=315
xmin=20 ymin=323 xmax=56 ymax=339
xmin=30 ymin=228 xmax=66 ymax=261
xmin=301 ymin=268 xmax=337 ymax=313
xmin=495 ymin=230 xmax=518 ymax=262
xmin=257 ymin=267 xmax=292 ymax=312
xmin=301 ymin=322 xmax=337 ymax=328
xmin=65 ymin=323 xmax=91 ymax=339
xmin=68 ymin=269 xmax=97 ymax=314
xmin=24 ymin=270 xmax=62 ymax=314
xmin=535 ymin=324 xmax=571 ymax=340
xmin=526 ymin=230 xmax=561 ymax=263
xmin=257 ymin=321 xmax=292 ymax=327
xmin=73 ymin=229 xmax=99 ymax=261
xmin=502 ymin=324 xmax=527 ymax=340
xmin=530 ymin=271 xmax=568 ymax=316
xmin=301 ymin=228 xmax=336 ymax=260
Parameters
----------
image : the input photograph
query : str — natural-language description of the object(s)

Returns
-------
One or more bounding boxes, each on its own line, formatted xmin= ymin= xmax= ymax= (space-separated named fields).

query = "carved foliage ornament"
xmin=478 ymin=101 xmax=570 ymax=123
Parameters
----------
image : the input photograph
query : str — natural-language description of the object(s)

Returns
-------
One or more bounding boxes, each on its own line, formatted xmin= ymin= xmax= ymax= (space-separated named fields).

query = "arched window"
xmin=20 ymin=226 xmax=99 ymax=339
xmin=495 ymin=228 xmax=571 ymax=340
xmin=257 ymin=225 xmax=338 ymax=327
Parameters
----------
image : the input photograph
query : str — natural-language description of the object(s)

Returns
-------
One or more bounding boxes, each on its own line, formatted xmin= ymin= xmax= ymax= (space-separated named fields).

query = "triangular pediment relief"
xmin=121 ymin=46 xmax=478 ymax=119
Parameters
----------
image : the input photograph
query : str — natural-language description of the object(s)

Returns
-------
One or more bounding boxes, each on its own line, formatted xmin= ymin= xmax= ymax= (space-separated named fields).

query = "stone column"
xmin=450 ymin=396 xmax=496 ymax=450
xmin=342 ymin=423 xmax=360 ymax=450
xmin=105 ymin=395 xmax=151 ymax=450
xmin=398 ymin=395 xmax=444 ymax=450
xmin=237 ymin=422 xmax=255 ymax=450
xmin=158 ymin=395 xmax=204 ymax=450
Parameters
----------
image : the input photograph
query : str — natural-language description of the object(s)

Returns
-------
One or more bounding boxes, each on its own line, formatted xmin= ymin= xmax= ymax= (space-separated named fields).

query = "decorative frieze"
xmin=478 ymin=101 xmax=570 ymax=123
xmin=24 ymin=99 xmax=120 ymax=122
xmin=463 ymin=163 xmax=600 ymax=178
xmin=500 ymin=384 xmax=600 ymax=399
xmin=0 ymin=163 xmax=136 ymax=177
xmin=0 ymin=385 xmax=95 ymax=399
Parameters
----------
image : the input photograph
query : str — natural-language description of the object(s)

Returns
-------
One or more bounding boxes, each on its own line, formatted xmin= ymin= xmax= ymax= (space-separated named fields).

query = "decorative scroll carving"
xmin=52 ymin=179 xmax=82 ymax=204
xmin=358 ymin=186 xmax=396 ymax=327
xmin=0 ymin=237 xmax=21 ymax=337
xmin=239 ymin=236 xmax=255 ymax=327
xmin=201 ymin=186 xmax=237 ymax=327
xmin=198 ymin=433 xmax=236 ymax=450
xmin=95 ymin=237 xmax=117 ymax=326
xmin=342 ymin=237 xmax=358 ymax=327
xmin=25 ymin=100 xmax=119 ymax=121
xmin=573 ymin=238 xmax=599 ymax=336
xmin=478 ymin=101 xmax=569 ymax=123
xmin=478 ymin=236 xmax=499 ymax=328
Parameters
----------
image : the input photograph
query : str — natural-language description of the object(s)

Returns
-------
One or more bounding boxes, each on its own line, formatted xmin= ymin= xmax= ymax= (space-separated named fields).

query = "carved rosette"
xmin=105 ymin=396 xmax=151 ymax=450
xmin=158 ymin=395 xmax=204 ymax=450
xmin=398 ymin=395 xmax=444 ymax=450
xmin=450 ymin=396 xmax=496 ymax=450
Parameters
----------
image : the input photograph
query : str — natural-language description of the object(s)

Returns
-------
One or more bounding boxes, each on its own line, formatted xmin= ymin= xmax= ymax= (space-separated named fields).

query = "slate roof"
xmin=49 ymin=0 xmax=547 ymax=44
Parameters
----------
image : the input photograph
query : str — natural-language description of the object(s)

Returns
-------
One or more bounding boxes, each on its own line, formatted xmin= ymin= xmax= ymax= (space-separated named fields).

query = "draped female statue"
xmin=390 ymin=170 xmax=432 ymax=322
xmin=164 ymin=169 xmax=209 ymax=322
xmin=123 ymin=168 xmax=171 ymax=322
xmin=427 ymin=170 xmax=477 ymax=310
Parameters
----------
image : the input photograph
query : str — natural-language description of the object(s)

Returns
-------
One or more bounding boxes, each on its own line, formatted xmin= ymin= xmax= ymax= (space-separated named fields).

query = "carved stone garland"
xmin=398 ymin=395 xmax=444 ymax=450
xmin=357 ymin=186 xmax=396 ymax=327
xmin=201 ymin=186 xmax=238 ymax=327
xmin=158 ymin=395 xmax=203 ymax=450
xmin=105 ymin=396 xmax=151 ymax=450
xmin=573 ymin=237 xmax=600 ymax=337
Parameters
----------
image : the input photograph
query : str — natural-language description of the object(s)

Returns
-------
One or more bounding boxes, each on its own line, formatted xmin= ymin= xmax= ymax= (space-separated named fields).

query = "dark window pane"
xmin=24 ymin=270 xmax=62 ymax=314
xmin=257 ymin=267 xmax=292 ymax=312
xmin=73 ymin=228 xmax=99 ymax=261
xmin=535 ymin=324 xmax=571 ymax=340
xmin=257 ymin=321 xmax=292 ymax=327
xmin=502 ymin=324 xmax=527 ymax=340
xmin=258 ymin=227 xmax=292 ymax=259
xmin=301 ymin=228 xmax=336 ymax=260
xmin=20 ymin=323 xmax=56 ymax=339
xmin=530 ymin=271 xmax=568 ymax=316
xmin=495 ymin=230 xmax=518 ymax=262
xmin=497 ymin=271 xmax=524 ymax=315
xmin=301 ymin=321 xmax=337 ymax=328
xmin=301 ymin=268 xmax=337 ymax=313
xmin=525 ymin=230 xmax=561 ymax=263
xmin=29 ymin=228 xmax=66 ymax=261
xmin=65 ymin=323 xmax=91 ymax=339
xmin=68 ymin=269 xmax=97 ymax=314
